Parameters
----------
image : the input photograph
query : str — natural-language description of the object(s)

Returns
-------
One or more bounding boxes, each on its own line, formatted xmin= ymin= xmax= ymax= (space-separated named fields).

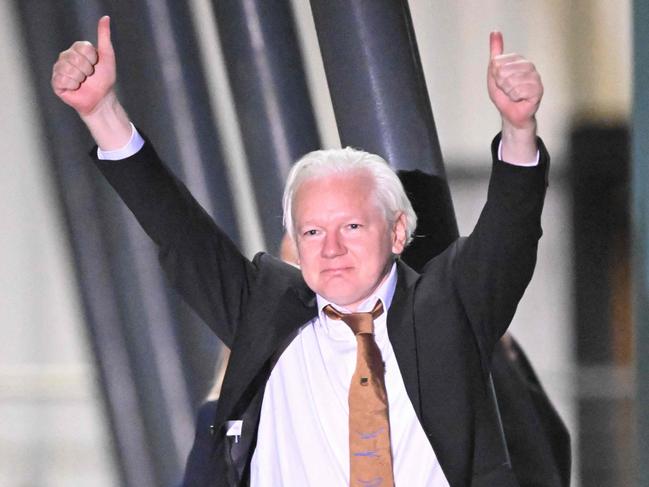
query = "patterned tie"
xmin=323 ymin=301 xmax=394 ymax=487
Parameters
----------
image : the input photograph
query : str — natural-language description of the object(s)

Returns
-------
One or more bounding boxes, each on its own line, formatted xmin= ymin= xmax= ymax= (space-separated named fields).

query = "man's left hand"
xmin=488 ymin=32 xmax=543 ymax=164
xmin=488 ymin=31 xmax=543 ymax=129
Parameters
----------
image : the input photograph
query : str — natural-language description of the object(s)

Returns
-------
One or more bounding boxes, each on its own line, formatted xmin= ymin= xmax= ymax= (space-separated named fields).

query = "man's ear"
xmin=391 ymin=212 xmax=408 ymax=255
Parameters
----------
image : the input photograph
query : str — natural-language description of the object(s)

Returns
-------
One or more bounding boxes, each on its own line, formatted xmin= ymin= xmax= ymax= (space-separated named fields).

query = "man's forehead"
xmin=294 ymin=173 xmax=383 ymax=222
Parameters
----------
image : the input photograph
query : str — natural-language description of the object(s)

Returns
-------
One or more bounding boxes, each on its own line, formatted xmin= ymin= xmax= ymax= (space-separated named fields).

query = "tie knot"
xmin=323 ymin=300 xmax=384 ymax=335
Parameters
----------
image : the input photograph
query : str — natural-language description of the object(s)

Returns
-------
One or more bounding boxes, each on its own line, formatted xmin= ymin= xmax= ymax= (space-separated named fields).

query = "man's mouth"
xmin=322 ymin=266 xmax=352 ymax=275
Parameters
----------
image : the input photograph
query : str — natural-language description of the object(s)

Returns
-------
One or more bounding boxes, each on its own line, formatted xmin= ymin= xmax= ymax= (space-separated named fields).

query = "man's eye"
xmin=348 ymin=223 xmax=360 ymax=230
xmin=304 ymin=229 xmax=318 ymax=236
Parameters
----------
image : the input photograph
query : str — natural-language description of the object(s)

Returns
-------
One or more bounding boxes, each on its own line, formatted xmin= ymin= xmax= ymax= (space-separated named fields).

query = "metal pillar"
xmin=309 ymin=0 xmax=458 ymax=269
xmin=13 ymin=3 xmax=157 ymax=484
xmin=212 ymin=0 xmax=321 ymax=251
xmin=14 ymin=1 xmax=235 ymax=484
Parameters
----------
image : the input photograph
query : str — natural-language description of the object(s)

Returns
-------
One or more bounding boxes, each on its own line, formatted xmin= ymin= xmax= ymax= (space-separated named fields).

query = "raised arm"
xmin=50 ymin=16 xmax=258 ymax=346
xmin=454 ymin=32 xmax=547 ymax=355
xmin=51 ymin=16 xmax=131 ymax=150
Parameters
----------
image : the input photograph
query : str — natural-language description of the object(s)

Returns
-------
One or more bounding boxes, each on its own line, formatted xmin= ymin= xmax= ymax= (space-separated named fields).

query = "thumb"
xmin=97 ymin=15 xmax=114 ymax=57
xmin=490 ymin=31 xmax=503 ymax=59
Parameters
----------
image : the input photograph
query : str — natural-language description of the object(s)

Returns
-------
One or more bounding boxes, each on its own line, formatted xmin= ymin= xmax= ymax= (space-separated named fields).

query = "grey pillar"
xmin=15 ymin=1 xmax=236 ymax=484
xmin=309 ymin=0 xmax=458 ymax=270
xmin=212 ymin=0 xmax=321 ymax=252
xmin=633 ymin=1 xmax=649 ymax=484
xmin=13 ymin=3 xmax=158 ymax=484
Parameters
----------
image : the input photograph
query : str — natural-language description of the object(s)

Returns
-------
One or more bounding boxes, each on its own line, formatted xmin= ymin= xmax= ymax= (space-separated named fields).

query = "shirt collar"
xmin=316 ymin=261 xmax=398 ymax=319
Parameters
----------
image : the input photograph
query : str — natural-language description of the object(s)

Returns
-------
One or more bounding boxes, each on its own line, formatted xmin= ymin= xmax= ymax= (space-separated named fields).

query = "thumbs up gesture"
xmin=487 ymin=32 xmax=543 ymax=131
xmin=51 ymin=16 xmax=132 ymax=150
xmin=51 ymin=15 xmax=116 ymax=117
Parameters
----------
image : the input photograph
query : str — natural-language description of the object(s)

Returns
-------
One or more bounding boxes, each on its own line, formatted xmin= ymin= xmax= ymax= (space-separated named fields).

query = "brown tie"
xmin=324 ymin=301 xmax=395 ymax=487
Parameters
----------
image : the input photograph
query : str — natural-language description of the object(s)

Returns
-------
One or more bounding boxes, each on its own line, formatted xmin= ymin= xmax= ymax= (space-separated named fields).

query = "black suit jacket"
xmin=95 ymin=134 xmax=548 ymax=486
xmin=492 ymin=338 xmax=571 ymax=486
xmin=182 ymin=400 xmax=219 ymax=487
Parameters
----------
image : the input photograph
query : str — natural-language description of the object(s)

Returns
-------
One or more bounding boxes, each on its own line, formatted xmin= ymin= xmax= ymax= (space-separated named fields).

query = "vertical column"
xmin=211 ymin=0 xmax=321 ymax=251
xmin=309 ymin=0 xmax=458 ymax=268
xmin=633 ymin=1 xmax=649 ymax=484
xmin=14 ymin=0 xmax=237 ymax=484
xmin=13 ymin=2 xmax=158 ymax=484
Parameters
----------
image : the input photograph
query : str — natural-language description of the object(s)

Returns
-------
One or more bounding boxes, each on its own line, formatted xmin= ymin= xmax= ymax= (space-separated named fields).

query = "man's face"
xmin=293 ymin=170 xmax=406 ymax=311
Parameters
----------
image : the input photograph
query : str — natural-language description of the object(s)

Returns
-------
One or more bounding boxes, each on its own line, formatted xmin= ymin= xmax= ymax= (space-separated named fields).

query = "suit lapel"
xmin=216 ymin=282 xmax=317 ymax=423
xmin=386 ymin=261 xmax=422 ymax=419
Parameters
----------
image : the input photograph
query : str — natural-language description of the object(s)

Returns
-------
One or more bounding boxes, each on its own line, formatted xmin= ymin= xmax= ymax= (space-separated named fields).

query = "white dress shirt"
xmin=250 ymin=264 xmax=450 ymax=486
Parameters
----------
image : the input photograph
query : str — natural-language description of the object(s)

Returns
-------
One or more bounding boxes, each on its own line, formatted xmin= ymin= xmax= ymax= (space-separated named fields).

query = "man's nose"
xmin=321 ymin=231 xmax=346 ymax=258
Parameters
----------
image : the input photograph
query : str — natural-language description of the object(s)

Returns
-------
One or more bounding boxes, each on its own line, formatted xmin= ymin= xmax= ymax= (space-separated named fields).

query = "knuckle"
xmin=61 ymin=62 xmax=76 ymax=76
xmin=72 ymin=41 xmax=97 ymax=61
xmin=80 ymin=43 xmax=97 ymax=58
xmin=61 ymin=49 xmax=81 ymax=67
xmin=72 ymin=40 xmax=91 ymax=50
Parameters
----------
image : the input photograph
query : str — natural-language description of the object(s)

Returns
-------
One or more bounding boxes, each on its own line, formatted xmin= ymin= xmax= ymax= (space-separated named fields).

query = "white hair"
xmin=282 ymin=147 xmax=417 ymax=246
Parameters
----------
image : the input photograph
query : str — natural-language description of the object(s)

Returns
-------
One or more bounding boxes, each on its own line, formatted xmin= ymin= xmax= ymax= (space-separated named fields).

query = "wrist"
xmin=500 ymin=118 xmax=538 ymax=164
xmin=81 ymin=92 xmax=132 ymax=150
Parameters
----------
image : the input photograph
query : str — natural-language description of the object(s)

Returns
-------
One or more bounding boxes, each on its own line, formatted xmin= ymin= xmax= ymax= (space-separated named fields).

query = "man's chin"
xmin=319 ymin=290 xmax=355 ymax=307
xmin=321 ymin=292 xmax=368 ymax=310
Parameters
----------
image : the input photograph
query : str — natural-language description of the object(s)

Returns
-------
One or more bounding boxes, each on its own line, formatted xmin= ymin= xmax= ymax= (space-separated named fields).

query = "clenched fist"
xmin=52 ymin=16 xmax=116 ymax=117
xmin=487 ymin=32 xmax=543 ymax=164
xmin=487 ymin=31 xmax=543 ymax=130
xmin=52 ymin=16 xmax=131 ymax=150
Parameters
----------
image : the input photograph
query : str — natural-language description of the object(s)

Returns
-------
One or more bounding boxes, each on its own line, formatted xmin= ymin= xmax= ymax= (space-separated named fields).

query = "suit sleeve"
xmin=452 ymin=133 xmax=549 ymax=357
xmin=92 ymin=139 xmax=255 ymax=347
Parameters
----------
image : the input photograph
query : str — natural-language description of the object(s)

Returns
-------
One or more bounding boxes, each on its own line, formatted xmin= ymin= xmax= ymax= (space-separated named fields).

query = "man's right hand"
xmin=51 ymin=16 xmax=132 ymax=150
xmin=52 ymin=16 xmax=115 ymax=116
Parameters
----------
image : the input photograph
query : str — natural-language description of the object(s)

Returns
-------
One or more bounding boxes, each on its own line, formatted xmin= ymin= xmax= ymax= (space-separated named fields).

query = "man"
xmin=52 ymin=15 xmax=547 ymax=486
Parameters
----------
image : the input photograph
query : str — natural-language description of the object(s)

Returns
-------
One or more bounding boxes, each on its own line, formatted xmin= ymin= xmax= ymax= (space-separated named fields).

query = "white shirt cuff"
xmin=497 ymin=140 xmax=539 ymax=167
xmin=96 ymin=123 xmax=145 ymax=160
